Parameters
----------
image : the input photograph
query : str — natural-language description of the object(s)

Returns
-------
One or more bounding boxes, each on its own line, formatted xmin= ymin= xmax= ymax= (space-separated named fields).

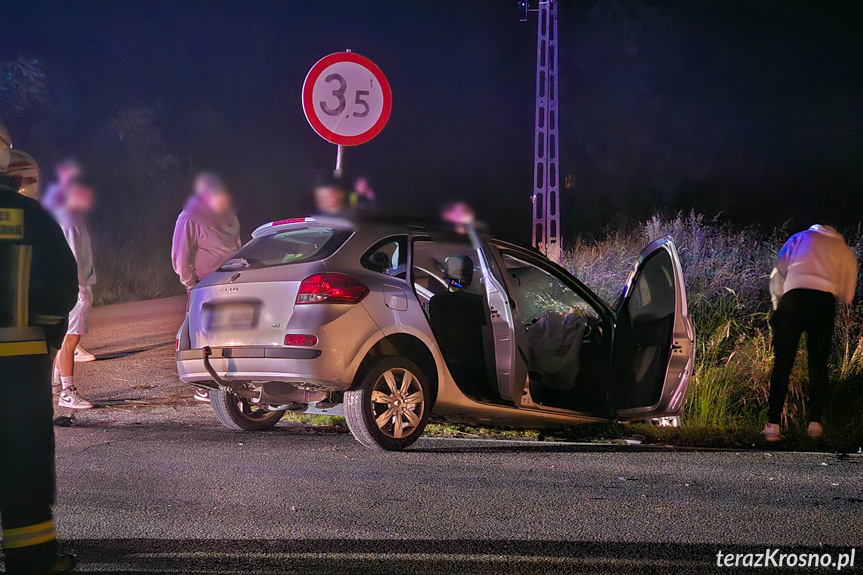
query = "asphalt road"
xmin=37 ymin=298 xmax=863 ymax=573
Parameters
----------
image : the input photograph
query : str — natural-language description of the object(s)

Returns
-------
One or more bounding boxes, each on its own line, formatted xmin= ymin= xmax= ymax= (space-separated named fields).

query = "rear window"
xmin=220 ymin=227 xmax=352 ymax=270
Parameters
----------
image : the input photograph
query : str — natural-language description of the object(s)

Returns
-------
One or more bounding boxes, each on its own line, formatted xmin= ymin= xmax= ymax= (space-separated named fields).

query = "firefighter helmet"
xmin=6 ymin=149 xmax=40 ymax=199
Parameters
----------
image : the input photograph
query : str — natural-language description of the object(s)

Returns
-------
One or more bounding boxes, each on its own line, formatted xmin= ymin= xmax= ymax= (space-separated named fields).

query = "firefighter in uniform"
xmin=0 ymin=124 xmax=79 ymax=574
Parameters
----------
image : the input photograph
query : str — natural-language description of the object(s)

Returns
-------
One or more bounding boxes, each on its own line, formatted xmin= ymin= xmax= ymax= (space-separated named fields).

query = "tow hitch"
xmin=201 ymin=346 xmax=233 ymax=392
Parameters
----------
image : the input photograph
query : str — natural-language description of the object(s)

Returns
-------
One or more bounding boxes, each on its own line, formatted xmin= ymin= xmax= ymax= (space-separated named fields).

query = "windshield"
xmin=220 ymin=226 xmax=352 ymax=270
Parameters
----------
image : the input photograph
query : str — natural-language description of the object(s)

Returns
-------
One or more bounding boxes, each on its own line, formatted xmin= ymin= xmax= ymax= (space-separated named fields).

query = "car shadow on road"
xmin=411 ymin=440 xmax=682 ymax=454
xmin=53 ymin=538 xmax=853 ymax=574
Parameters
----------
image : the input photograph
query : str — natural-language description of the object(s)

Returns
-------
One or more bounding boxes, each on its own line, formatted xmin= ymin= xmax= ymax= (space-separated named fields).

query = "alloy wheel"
xmin=369 ymin=368 xmax=425 ymax=439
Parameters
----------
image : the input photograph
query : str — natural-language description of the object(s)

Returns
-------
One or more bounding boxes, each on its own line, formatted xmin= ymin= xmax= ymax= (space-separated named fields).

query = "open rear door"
xmin=468 ymin=227 xmax=529 ymax=404
xmin=612 ymin=237 xmax=695 ymax=420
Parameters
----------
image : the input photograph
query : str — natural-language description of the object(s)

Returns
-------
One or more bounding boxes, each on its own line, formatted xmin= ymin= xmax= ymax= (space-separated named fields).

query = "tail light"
xmin=297 ymin=273 xmax=369 ymax=305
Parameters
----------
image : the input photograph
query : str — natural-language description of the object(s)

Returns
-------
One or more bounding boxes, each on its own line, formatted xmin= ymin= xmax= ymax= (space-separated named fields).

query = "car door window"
xmin=411 ymin=238 xmax=481 ymax=304
xmin=614 ymin=247 xmax=679 ymax=411
xmin=361 ymin=236 xmax=407 ymax=278
xmin=501 ymin=253 xmax=600 ymax=324
xmin=627 ymin=252 xmax=675 ymax=322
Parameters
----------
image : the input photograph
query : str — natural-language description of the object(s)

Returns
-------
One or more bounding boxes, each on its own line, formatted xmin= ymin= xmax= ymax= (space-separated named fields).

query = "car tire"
xmin=345 ymin=357 xmax=432 ymax=451
xmin=209 ymin=388 xmax=284 ymax=431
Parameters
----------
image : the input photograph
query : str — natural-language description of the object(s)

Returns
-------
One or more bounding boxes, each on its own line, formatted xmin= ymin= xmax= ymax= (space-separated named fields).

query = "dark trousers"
xmin=0 ymin=354 xmax=59 ymax=575
xmin=768 ymin=289 xmax=836 ymax=424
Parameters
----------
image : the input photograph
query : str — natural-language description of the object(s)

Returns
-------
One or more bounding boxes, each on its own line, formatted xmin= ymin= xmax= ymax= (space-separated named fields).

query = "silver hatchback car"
xmin=176 ymin=216 xmax=695 ymax=451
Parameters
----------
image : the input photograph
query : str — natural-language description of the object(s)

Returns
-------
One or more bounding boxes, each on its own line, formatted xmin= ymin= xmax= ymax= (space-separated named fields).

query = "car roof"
xmin=250 ymin=214 xmax=545 ymax=257
xmin=253 ymin=214 xmax=461 ymax=239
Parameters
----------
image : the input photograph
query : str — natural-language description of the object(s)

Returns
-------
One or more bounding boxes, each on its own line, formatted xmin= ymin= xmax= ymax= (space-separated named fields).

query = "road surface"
xmin=40 ymin=298 xmax=863 ymax=572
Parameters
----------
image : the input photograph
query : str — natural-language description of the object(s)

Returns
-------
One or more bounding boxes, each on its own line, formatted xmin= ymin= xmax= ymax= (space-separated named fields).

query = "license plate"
xmin=206 ymin=303 xmax=259 ymax=331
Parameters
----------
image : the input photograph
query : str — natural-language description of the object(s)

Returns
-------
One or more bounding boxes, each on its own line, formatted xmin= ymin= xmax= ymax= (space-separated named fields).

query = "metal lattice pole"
xmin=530 ymin=0 xmax=561 ymax=262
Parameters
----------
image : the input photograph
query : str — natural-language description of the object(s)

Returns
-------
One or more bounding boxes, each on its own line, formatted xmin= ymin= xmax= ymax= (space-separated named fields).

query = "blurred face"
xmin=442 ymin=202 xmax=476 ymax=233
xmin=65 ymin=182 xmax=94 ymax=213
xmin=194 ymin=174 xmax=232 ymax=214
xmin=56 ymin=161 xmax=81 ymax=188
xmin=205 ymin=190 xmax=232 ymax=214
xmin=314 ymin=185 xmax=347 ymax=214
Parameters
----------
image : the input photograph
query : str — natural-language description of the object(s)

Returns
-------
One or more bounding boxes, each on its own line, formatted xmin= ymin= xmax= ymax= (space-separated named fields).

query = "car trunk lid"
xmin=189 ymin=265 xmax=319 ymax=348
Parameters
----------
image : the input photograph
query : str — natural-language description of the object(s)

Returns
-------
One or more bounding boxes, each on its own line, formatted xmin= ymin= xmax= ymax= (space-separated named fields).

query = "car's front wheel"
xmin=209 ymin=387 xmax=284 ymax=431
xmin=344 ymin=357 xmax=432 ymax=451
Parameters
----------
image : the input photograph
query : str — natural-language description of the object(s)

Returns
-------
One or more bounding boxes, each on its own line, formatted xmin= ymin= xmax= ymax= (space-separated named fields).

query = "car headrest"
xmin=443 ymin=254 xmax=474 ymax=289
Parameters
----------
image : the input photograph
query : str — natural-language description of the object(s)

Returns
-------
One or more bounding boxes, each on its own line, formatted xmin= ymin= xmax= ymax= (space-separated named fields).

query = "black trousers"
xmin=0 ymin=353 xmax=59 ymax=575
xmin=768 ymin=289 xmax=836 ymax=425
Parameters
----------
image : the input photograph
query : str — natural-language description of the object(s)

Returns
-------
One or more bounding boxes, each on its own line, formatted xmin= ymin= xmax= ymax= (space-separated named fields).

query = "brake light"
xmin=297 ymin=273 xmax=369 ymax=305
xmin=272 ymin=218 xmax=306 ymax=226
xmin=284 ymin=334 xmax=318 ymax=346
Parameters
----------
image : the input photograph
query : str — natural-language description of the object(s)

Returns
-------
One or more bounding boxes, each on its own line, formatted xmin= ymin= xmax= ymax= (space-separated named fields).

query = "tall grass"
xmin=563 ymin=212 xmax=863 ymax=433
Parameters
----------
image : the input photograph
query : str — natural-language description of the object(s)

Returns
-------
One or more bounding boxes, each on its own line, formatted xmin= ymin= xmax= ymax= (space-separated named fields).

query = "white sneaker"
xmin=58 ymin=387 xmax=94 ymax=410
xmin=807 ymin=421 xmax=824 ymax=439
xmin=760 ymin=423 xmax=782 ymax=442
xmin=74 ymin=347 xmax=96 ymax=362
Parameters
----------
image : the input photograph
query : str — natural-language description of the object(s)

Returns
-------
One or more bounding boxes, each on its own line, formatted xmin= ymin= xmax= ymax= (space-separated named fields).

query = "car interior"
xmin=611 ymin=249 xmax=677 ymax=411
xmin=396 ymin=234 xmax=676 ymax=416
xmin=410 ymin=237 xmax=502 ymax=402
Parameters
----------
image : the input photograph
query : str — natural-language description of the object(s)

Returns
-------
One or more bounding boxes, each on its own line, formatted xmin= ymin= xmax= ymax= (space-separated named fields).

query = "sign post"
xmin=302 ymin=51 xmax=393 ymax=177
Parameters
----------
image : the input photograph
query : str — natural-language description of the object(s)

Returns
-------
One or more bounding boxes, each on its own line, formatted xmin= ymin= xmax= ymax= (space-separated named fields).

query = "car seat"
xmin=428 ymin=255 xmax=490 ymax=398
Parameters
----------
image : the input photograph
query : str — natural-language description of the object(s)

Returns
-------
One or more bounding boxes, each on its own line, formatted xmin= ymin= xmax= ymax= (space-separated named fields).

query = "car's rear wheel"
xmin=345 ymin=357 xmax=431 ymax=451
xmin=209 ymin=387 xmax=284 ymax=431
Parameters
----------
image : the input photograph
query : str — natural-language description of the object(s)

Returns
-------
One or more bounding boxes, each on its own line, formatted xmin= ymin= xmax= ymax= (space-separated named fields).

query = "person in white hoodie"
xmin=763 ymin=225 xmax=857 ymax=441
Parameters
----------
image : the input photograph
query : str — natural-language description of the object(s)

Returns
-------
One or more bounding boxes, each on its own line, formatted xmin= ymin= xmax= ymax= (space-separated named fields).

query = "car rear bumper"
xmin=176 ymin=346 xmax=351 ymax=391
xmin=176 ymin=347 xmax=321 ymax=361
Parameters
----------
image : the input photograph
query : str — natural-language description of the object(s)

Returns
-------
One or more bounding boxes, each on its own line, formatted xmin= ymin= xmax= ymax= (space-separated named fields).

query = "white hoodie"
xmin=770 ymin=225 xmax=857 ymax=309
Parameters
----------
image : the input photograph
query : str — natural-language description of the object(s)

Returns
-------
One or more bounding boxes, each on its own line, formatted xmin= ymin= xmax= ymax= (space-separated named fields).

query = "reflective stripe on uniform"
xmin=2 ymin=520 xmax=56 ymax=549
xmin=0 ymin=340 xmax=47 ymax=356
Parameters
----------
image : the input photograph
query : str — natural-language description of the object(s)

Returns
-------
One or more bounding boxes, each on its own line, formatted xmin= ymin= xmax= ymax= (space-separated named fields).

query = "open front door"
xmin=612 ymin=237 xmax=695 ymax=419
xmin=468 ymin=228 xmax=529 ymax=404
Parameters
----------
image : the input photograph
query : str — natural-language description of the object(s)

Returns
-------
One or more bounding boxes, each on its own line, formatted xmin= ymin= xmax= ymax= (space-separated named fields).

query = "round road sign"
xmin=302 ymin=52 xmax=392 ymax=147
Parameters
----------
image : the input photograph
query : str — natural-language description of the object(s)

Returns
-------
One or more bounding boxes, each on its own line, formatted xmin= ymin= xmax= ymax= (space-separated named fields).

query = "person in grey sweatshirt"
xmin=171 ymin=172 xmax=241 ymax=292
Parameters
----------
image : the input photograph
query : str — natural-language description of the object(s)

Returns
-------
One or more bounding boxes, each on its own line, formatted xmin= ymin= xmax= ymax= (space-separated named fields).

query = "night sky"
xmin=3 ymin=0 xmax=863 ymax=246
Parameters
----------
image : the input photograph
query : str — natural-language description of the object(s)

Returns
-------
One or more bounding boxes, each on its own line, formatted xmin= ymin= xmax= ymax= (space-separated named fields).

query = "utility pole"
xmin=522 ymin=0 xmax=561 ymax=262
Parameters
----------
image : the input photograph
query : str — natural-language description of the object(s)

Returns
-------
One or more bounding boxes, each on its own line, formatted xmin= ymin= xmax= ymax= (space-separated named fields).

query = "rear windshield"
xmin=220 ymin=227 xmax=352 ymax=270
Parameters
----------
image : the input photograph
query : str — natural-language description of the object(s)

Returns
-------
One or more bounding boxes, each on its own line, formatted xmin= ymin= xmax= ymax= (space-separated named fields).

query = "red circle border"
xmin=302 ymin=52 xmax=393 ymax=147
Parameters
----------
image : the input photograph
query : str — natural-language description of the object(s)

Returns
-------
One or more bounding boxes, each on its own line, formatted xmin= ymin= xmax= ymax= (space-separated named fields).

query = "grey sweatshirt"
xmin=171 ymin=195 xmax=241 ymax=290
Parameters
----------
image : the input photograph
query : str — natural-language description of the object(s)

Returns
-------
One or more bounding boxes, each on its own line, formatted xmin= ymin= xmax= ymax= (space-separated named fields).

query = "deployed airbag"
xmin=525 ymin=312 xmax=588 ymax=390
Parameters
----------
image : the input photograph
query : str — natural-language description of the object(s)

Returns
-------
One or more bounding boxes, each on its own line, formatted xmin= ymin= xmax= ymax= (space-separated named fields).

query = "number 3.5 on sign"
xmin=302 ymin=52 xmax=393 ymax=147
